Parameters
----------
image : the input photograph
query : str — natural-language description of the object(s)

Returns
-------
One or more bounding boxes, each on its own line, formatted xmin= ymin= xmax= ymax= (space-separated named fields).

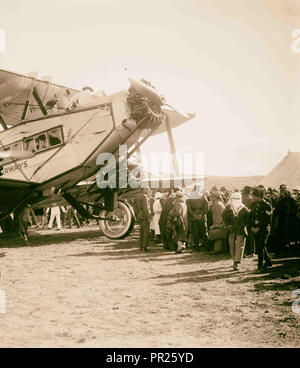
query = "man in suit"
xmin=248 ymin=188 xmax=272 ymax=272
xmin=273 ymin=184 xmax=297 ymax=250
xmin=242 ymin=186 xmax=255 ymax=257
xmin=136 ymin=186 xmax=151 ymax=251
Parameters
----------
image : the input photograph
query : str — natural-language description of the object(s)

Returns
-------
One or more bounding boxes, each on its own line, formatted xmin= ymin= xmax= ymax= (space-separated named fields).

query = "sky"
xmin=0 ymin=0 xmax=300 ymax=176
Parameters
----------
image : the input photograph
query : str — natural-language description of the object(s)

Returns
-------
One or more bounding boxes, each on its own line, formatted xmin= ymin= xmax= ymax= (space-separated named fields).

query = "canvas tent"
xmin=260 ymin=151 xmax=300 ymax=189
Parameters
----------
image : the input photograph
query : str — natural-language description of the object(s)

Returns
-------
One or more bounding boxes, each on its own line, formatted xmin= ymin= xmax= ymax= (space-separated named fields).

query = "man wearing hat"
xmin=186 ymin=184 xmax=209 ymax=251
xmin=248 ymin=188 xmax=272 ymax=271
xmin=159 ymin=186 xmax=182 ymax=250
xmin=210 ymin=188 xmax=225 ymax=253
xmin=258 ymin=185 xmax=273 ymax=206
xmin=220 ymin=186 xmax=230 ymax=204
xmin=273 ymin=184 xmax=298 ymax=250
xmin=136 ymin=186 xmax=151 ymax=251
xmin=242 ymin=186 xmax=253 ymax=209
xmin=242 ymin=186 xmax=255 ymax=257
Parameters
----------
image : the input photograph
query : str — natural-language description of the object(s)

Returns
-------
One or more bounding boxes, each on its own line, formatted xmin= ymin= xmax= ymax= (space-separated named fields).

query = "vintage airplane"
xmin=0 ymin=68 xmax=195 ymax=239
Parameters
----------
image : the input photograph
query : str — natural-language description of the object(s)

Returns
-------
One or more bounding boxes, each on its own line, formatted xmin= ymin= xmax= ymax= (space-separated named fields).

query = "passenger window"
xmin=48 ymin=128 xmax=62 ymax=147
xmin=12 ymin=142 xmax=22 ymax=151
xmin=23 ymin=138 xmax=36 ymax=153
xmin=35 ymin=133 xmax=48 ymax=151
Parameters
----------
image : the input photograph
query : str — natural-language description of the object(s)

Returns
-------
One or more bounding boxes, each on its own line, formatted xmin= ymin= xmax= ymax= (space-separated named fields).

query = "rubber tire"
xmin=98 ymin=200 xmax=135 ymax=239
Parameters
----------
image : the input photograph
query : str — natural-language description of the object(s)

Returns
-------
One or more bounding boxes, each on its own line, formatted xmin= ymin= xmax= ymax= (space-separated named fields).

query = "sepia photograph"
xmin=0 ymin=0 xmax=299 ymax=351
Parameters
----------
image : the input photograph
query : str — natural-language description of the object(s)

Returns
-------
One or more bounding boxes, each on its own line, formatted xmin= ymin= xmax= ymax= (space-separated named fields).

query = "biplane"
xmin=0 ymin=68 xmax=195 ymax=239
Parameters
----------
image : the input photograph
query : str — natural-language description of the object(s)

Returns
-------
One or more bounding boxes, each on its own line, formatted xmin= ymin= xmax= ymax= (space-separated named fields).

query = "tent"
xmin=260 ymin=151 xmax=300 ymax=189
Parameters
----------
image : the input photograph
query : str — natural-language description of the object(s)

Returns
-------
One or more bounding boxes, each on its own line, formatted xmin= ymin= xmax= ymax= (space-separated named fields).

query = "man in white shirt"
xmin=47 ymin=205 xmax=65 ymax=230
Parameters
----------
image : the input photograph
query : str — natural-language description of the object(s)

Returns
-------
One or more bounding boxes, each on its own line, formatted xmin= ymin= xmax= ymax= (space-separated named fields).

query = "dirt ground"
xmin=0 ymin=225 xmax=299 ymax=348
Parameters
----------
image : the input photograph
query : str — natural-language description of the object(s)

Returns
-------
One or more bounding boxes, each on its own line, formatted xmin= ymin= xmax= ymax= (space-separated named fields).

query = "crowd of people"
xmin=11 ymin=182 xmax=300 ymax=273
xmin=134 ymin=183 xmax=300 ymax=272
xmin=15 ymin=203 xmax=90 ymax=241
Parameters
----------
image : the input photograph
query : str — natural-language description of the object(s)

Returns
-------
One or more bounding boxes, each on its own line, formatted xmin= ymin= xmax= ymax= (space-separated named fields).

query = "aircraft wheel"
xmin=98 ymin=200 xmax=135 ymax=239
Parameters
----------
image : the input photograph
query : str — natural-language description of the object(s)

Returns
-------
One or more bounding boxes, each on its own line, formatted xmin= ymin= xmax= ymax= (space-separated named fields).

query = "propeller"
xmin=128 ymin=78 xmax=164 ymax=106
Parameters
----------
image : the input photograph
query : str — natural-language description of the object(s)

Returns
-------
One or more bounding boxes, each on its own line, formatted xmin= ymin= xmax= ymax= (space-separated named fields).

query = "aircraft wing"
xmin=152 ymin=107 xmax=195 ymax=136
xmin=142 ymin=175 xmax=206 ymax=190
xmin=0 ymin=68 xmax=79 ymax=127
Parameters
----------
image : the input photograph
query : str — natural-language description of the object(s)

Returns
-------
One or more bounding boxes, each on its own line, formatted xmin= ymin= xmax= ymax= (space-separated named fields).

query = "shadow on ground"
xmin=227 ymin=254 xmax=300 ymax=292
xmin=1 ymin=226 xmax=299 ymax=294
xmin=0 ymin=228 xmax=107 ymax=248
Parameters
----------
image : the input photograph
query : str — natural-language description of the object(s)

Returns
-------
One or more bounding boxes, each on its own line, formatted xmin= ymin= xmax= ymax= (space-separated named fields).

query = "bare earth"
xmin=0 ymin=225 xmax=299 ymax=348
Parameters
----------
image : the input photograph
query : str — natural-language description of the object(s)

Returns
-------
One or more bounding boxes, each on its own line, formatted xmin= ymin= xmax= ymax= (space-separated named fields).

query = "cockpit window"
xmin=48 ymin=127 xmax=62 ymax=147
xmin=12 ymin=142 xmax=22 ymax=151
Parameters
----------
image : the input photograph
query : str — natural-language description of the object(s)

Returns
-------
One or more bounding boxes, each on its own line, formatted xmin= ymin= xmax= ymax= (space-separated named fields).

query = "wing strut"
xmin=0 ymin=114 xmax=8 ymax=130
xmin=32 ymin=87 xmax=48 ymax=116
xmin=165 ymin=115 xmax=179 ymax=177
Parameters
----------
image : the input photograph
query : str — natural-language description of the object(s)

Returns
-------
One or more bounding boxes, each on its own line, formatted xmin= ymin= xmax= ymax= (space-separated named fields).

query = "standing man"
xmin=17 ymin=204 xmax=36 ymax=242
xmin=242 ymin=186 xmax=255 ymax=257
xmin=186 ymin=184 xmax=209 ymax=251
xmin=273 ymin=184 xmax=297 ymax=250
xmin=222 ymin=191 xmax=249 ymax=270
xmin=242 ymin=186 xmax=253 ymax=209
xmin=65 ymin=205 xmax=81 ymax=229
xmin=137 ymin=186 xmax=151 ymax=251
xmin=47 ymin=204 xmax=65 ymax=230
xmin=220 ymin=186 xmax=230 ymax=204
xmin=159 ymin=187 xmax=181 ymax=250
xmin=210 ymin=188 xmax=225 ymax=253
xmin=248 ymin=188 xmax=273 ymax=272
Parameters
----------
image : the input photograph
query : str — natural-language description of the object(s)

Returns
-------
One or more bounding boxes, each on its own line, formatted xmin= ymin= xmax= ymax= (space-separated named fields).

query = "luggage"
xmin=208 ymin=225 xmax=227 ymax=240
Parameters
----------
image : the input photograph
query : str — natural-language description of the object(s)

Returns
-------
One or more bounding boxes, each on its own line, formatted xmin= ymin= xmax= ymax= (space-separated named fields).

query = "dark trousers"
xmin=18 ymin=220 xmax=29 ymax=240
xmin=254 ymin=232 xmax=272 ymax=268
xmin=245 ymin=232 xmax=255 ymax=255
xmin=139 ymin=219 xmax=150 ymax=250
xmin=191 ymin=220 xmax=208 ymax=248
xmin=66 ymin=209 xmax=80 ymax=228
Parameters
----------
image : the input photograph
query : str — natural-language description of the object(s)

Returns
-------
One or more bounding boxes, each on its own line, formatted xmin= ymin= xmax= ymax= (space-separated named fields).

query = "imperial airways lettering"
xmin=3 ymin=161 xmax=28 ymax=175
xmin=106 ymin=353 xmax=141 ymax=366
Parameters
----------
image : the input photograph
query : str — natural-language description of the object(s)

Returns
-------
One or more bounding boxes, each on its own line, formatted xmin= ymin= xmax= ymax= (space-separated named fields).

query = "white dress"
xmin=150 ymin=199 xmax=162 ymax=235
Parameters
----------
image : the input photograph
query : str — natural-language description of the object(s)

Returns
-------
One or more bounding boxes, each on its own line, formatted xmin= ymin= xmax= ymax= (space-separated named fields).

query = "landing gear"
xmin=62 ymin=192 xmax=135 ymax=239
xmin=98 ymin=200 xmax=135 ymax=239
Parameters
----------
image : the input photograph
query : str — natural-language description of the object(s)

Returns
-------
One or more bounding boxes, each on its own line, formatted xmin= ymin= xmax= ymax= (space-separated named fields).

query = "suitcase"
xmin=208 ymin=226 xmax=227 ymax=240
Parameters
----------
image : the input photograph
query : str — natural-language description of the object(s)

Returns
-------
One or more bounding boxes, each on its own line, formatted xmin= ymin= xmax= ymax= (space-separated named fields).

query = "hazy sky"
xmin=1 ymin=0 xmax=300 ymax=176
